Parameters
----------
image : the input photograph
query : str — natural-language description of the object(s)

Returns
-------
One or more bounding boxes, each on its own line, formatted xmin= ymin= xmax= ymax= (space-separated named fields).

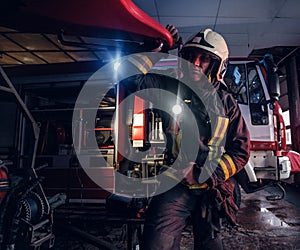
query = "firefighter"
xmin=120 ymin=26 xmax=250 ymax=249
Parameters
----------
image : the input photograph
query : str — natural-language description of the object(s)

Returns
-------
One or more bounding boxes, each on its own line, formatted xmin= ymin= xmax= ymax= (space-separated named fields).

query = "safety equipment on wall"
xmin=180 ymin=29 xmax=229 ymax=81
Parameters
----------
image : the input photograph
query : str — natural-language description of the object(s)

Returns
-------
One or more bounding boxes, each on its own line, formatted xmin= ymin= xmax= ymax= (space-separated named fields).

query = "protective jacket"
xmin=123 ymin=72 xmax=250 ymax=189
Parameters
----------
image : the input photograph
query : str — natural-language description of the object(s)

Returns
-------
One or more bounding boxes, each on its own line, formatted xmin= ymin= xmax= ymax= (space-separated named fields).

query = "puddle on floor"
xmin=259 ymin=207 xmax=290 ymax=227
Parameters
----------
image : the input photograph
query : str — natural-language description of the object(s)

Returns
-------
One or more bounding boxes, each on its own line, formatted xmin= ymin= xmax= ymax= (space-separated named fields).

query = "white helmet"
xmin=180 ymin=29 xmax=229 ymax=81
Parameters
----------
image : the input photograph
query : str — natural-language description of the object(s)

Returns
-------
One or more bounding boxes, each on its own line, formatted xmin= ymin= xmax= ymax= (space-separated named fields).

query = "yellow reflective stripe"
xmin=210 ymin=117 xmax=229 ymax=144
xmin=211 ymin=118 xmax=228 ymax=159
xmin=171 ymin=130 xmax=182 ymax=160
xmin=224 ymin=154 xmax=237 ymax=176
xmin=208 ymin=145 xmax=216 ymax=160
xmin=135 ymin=54 xmax=153 ymax=70
xmin=219 ymin=158 xmax=229 ymax=180
xmin=188 ymin=183 xmax=208 ymax=189
xmin=217 ymin=118 xmax=229 ymax=146
xmin=208 ymin=117 xmax=229 ymax=159
xmin=128 ymin=57 xmax=148 ymax=74
xmin=162 ymin=170 xmax=181 ymax=182
xmin=209 ymin=116 xmax=223 ymax=145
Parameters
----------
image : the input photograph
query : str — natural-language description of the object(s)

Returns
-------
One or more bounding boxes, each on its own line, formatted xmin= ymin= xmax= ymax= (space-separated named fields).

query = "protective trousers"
xmin=141 ymin=183 xmax=223 ymax=250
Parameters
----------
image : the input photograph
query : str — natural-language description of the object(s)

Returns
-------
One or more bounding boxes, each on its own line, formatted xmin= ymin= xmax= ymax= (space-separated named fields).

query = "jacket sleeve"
xmin=117 ymin=52 xmax=166 ymax=81
xmin=204 ymin=92 xmax=250 ymax=186
xmin=119 ymin=52 xmax=169 ymax=94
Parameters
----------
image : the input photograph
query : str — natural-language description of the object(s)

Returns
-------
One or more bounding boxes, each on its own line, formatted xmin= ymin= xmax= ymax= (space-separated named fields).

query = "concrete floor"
xmin=181 ymin=184 xmax=300 ymax=250
xmin=54 ymin=184 xmax=300 ymax=250
xmin=232 ymin=186 xmax=300 ymax=250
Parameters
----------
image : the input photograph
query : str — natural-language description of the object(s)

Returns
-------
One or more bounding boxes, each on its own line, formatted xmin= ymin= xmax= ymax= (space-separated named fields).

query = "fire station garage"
xmin=0 ymin=1 xmax=300 ymax=249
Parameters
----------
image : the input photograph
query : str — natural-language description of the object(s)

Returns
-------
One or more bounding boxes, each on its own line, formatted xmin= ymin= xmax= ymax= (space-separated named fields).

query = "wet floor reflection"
xmin=240 ymin=191 xmax=300 ymax=224
xmin=259 ymin=207 xmax=289 ymax=227
xmin=217 ymin=188 xmax=300 ymax=249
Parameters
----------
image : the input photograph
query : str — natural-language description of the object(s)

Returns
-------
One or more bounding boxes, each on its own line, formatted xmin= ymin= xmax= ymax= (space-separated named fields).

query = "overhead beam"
xmin=2 ymin=61 xmax=106 ymax=85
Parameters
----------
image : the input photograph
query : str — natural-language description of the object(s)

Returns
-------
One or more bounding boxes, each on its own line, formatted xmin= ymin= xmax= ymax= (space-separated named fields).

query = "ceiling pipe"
xmin=277 ymin=46 xmax=300 ymax=67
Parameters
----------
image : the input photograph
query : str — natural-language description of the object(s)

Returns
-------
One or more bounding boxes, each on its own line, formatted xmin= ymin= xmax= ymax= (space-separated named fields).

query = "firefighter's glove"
xmin=161 ymin=24 xmax=182 ymax=52
xmin=199 ymin=182 xmax=238 ymax=229
xmin=141 ymin=24 xmax=181 ymax=53
xmin=214 ymin=180 xmax=239 ymax=226
xmin=200 ymin=189 xmax=222 ymax=229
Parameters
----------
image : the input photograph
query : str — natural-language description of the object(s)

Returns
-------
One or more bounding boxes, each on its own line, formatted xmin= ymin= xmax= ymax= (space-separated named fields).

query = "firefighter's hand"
xmin=182 ymin=162 xmax=200 ymax=185
xmin=151 ymin=24 xmax=181 ymax=52
xmin=163 ymin=24 xmax=182 ymax=51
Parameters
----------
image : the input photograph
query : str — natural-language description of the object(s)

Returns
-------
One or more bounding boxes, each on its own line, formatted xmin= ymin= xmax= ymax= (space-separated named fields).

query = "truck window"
xmin=247 ymin=66 xmax=269 ymax=125
xmin=224 ymin=64 xmax=248 ymax=105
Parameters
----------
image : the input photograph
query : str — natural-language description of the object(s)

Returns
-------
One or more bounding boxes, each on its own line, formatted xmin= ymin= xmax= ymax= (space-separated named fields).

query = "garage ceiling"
xmin=0 ymin=0 xmax=299 ymax=66
xmin=134 ymin=0 xmax=300 ymax=57
xmin=0 ymin=28 xmax=119 ymax=65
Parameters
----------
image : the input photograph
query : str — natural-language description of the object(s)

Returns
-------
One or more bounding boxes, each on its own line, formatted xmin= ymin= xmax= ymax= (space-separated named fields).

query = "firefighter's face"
xmin=185 ymin=51 xmax=212 ymax=81
xmin=181 ymin=48 xmax=219 ymax=82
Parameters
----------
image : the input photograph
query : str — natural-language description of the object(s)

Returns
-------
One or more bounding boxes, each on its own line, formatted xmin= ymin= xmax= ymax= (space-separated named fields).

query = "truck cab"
xmin=224 ymin=56 xmax=291 ymax=190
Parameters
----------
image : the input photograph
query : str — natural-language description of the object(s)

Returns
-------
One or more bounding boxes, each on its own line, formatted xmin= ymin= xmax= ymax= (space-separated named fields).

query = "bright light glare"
xmin=172 ymin=104 xmax=182 ymax=115
xmin=114 ymin=61 xmax=121 ymax=72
